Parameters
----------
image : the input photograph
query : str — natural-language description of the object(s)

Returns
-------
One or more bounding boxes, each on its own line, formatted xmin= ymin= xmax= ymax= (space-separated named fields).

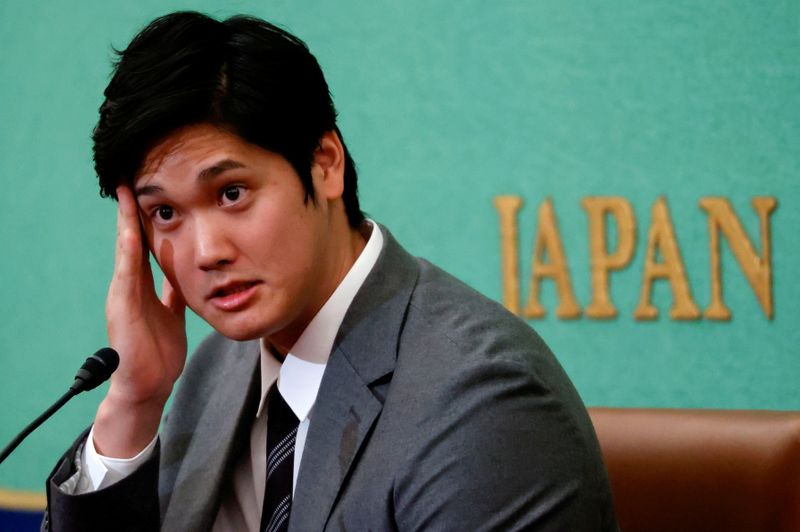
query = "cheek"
xmin=154 ymin=238 xmax=176 ymax=273
xmin=259 ymin=221 xmax=315 ymax=274
xmin=153 ymin=238 xmax=188 ymax=293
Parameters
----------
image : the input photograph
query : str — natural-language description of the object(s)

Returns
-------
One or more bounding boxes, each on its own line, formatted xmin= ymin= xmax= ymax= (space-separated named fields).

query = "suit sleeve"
xmin=392 ymin=358 xmax=617 ymax=532
xmin=42 ymin=428 xmax=160 ymax=532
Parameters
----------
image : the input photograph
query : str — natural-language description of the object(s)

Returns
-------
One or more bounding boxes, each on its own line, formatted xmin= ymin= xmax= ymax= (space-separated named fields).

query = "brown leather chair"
xmin=588 ymin=408 xmax=800 ymax=532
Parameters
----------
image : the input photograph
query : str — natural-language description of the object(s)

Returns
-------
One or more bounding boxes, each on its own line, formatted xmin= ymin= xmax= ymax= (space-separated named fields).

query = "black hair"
xmin=93 ymin=11 xmax=364 ymax=227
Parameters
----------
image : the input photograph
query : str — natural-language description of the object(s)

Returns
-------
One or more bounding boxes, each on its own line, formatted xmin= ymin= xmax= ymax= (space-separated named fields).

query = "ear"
xmin=312 ymin=130 xmax=345 ymax=200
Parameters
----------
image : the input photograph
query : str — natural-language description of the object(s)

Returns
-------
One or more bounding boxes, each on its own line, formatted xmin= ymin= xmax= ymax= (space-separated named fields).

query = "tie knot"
xmin=268 ymin=386 xmax=300 ymax=433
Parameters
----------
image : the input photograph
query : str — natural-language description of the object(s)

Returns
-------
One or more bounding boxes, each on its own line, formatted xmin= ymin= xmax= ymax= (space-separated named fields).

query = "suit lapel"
xmin=289 ymin=228 xmax=419 ymax=531
xmin=288 ymin=349 xmax=383 ymax=532
xmin=161 ymin=339 xmax=261 ymax=532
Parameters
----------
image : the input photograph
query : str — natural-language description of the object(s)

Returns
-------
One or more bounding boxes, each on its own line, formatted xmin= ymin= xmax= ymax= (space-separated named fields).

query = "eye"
xmin=220 ymin=185 xmax=246 ymax=206
xmin=156 ymin=206 xmax=174 ymax=221
xmin=145 ymin=204 xmax=178 ymax=227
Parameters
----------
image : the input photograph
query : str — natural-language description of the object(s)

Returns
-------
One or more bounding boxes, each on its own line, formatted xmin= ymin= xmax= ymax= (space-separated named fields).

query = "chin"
xmin=220 ymin=328 xmax=266 ymax=342
xmin=202 ymin=314 xmax=273 ymax=342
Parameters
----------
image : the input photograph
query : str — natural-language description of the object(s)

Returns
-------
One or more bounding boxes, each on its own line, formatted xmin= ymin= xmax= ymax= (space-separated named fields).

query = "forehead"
xmin=135 ymin=124 xmax=253 ymax=185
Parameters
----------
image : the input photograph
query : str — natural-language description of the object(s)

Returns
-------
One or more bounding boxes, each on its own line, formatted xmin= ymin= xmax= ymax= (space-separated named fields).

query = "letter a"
xmin=524 ymin=198 xmax=581 ymax=319
xmin=634 ymin=197 xmax=700 ymax=320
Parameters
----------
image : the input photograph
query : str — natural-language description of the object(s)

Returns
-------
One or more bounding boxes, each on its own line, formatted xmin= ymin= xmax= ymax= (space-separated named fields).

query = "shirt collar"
xmin=256 ymin=221 xmax=384 ymax=421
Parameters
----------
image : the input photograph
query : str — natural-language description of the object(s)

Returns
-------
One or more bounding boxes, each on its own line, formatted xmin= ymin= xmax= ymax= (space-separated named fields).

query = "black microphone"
xmin=0 ymin=348 xmax=120 ymax=465
xmin=71 ymin=347 xmax=120 ymax=393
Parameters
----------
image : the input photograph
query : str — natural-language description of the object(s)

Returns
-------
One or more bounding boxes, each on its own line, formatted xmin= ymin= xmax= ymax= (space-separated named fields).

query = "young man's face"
xmin=134 ymin=123 xmax=345 ymax=349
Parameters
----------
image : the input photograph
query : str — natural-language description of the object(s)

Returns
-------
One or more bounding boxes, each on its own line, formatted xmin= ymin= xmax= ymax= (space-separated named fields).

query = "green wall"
xmin=1 ymin=1 xmax=798 ymax=492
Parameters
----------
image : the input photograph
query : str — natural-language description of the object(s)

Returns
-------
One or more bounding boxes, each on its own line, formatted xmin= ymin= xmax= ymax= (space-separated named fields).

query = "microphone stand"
xmin=0 ymin=389 xmax=78 ymax=464
xmin=0 ymin=347 xmax=119 ymax=466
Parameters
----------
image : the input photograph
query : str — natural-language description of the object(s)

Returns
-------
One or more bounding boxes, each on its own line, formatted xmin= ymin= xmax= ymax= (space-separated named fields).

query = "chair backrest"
xmin=588 ymin=408 xmax=800 ymax=532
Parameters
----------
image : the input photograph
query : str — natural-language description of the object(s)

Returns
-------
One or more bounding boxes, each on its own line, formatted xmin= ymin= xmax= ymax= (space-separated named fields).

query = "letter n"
xmin=699 ymin=197 xmax=777 ymax=319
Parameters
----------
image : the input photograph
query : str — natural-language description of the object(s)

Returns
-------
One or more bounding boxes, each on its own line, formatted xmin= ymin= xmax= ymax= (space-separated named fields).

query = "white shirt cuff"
xmin=76 ymin=426 xmax=158 ymax=493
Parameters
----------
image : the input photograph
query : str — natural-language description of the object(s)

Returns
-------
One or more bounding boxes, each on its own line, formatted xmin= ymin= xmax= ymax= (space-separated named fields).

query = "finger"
xmin=161 ymin=276 xmax=187 ymax=317
xmin=114 ymin=185 xmax=144 ymax=281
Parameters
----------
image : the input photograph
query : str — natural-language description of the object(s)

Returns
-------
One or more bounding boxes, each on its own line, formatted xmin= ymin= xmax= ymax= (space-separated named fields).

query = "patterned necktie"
xmin=261 ymin=386 xmax=300 ymax=532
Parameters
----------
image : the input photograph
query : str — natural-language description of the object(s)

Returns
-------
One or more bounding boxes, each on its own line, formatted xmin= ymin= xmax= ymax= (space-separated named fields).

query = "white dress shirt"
xmin=68 ymin=222 xmax=383 ymax=532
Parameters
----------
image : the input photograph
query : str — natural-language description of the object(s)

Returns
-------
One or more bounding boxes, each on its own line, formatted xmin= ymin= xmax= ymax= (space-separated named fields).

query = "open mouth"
xmin=213 ymin=281 xmax=259 ymax=298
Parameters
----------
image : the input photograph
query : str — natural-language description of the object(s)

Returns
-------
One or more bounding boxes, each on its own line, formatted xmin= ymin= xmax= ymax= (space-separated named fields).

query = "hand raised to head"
xmin=93 ymin=185 xmax=188 ymax=458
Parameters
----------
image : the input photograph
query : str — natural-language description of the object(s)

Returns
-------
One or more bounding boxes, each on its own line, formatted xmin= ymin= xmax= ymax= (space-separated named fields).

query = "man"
xmin=44 ymin=11 xmax=617 ymax=532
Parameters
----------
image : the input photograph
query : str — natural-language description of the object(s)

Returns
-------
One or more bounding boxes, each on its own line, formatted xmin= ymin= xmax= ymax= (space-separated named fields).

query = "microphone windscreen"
xmin=71 ymin=347 xmax=120 ymax=392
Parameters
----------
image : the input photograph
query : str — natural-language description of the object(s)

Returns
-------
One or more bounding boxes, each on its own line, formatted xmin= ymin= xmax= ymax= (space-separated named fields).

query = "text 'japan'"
xmin=494 ymin=196 xmax=777 ymax=321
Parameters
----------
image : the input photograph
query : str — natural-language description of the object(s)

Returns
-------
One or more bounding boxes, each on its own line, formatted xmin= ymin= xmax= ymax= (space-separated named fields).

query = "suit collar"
xmin=260 ymin=220 xmax=385 ymax=422
xmin=290 ymin=226 xmax=419 ymax=531
xmin=333 ymin=225 xmax=419 ymax=384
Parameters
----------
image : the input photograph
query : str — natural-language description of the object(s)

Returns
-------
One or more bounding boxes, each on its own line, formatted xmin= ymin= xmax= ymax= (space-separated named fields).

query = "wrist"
xmin=92 ymin=393 xmax=168 ymax=458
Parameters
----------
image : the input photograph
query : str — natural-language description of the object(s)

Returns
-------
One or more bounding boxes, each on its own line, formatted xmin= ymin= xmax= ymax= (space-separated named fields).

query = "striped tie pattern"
xmin=261 ymin=387 xmax=299 ymax=532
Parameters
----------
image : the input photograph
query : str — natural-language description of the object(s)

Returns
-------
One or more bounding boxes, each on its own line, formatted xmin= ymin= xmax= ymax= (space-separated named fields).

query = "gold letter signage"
xmin=494 ymin=196 xmax=523 ymax=315
xmin=634 ymin=197 xmax=701 ymax=320
xmin=699 ymin=197 xmax=776 ymax=319
xmin=494 ymin=196 xmax=777 ymax=321
xmin=525 ymin=198 xmax=581 ymax=319
xmin=581 ymin=197 xmax=636 ymax=319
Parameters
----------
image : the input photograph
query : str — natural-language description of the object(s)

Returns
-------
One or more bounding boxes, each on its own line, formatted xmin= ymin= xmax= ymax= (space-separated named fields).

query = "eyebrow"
xmin=134 ymin=183 xmax=164 ymax=197
xmin=135 ymin=159 xmax=247 ymax=197
xmin=197 ymin=159 xmax=246 ymax=182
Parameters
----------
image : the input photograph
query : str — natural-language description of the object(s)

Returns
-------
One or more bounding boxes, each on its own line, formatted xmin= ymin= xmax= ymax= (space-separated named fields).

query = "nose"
xmin=192 ymin=214 xmax=235 ymax=270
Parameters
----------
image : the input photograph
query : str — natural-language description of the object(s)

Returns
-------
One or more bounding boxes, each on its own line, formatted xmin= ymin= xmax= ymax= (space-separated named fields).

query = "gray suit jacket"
xmin=46 ymin=227 xmax=616 ymax=531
